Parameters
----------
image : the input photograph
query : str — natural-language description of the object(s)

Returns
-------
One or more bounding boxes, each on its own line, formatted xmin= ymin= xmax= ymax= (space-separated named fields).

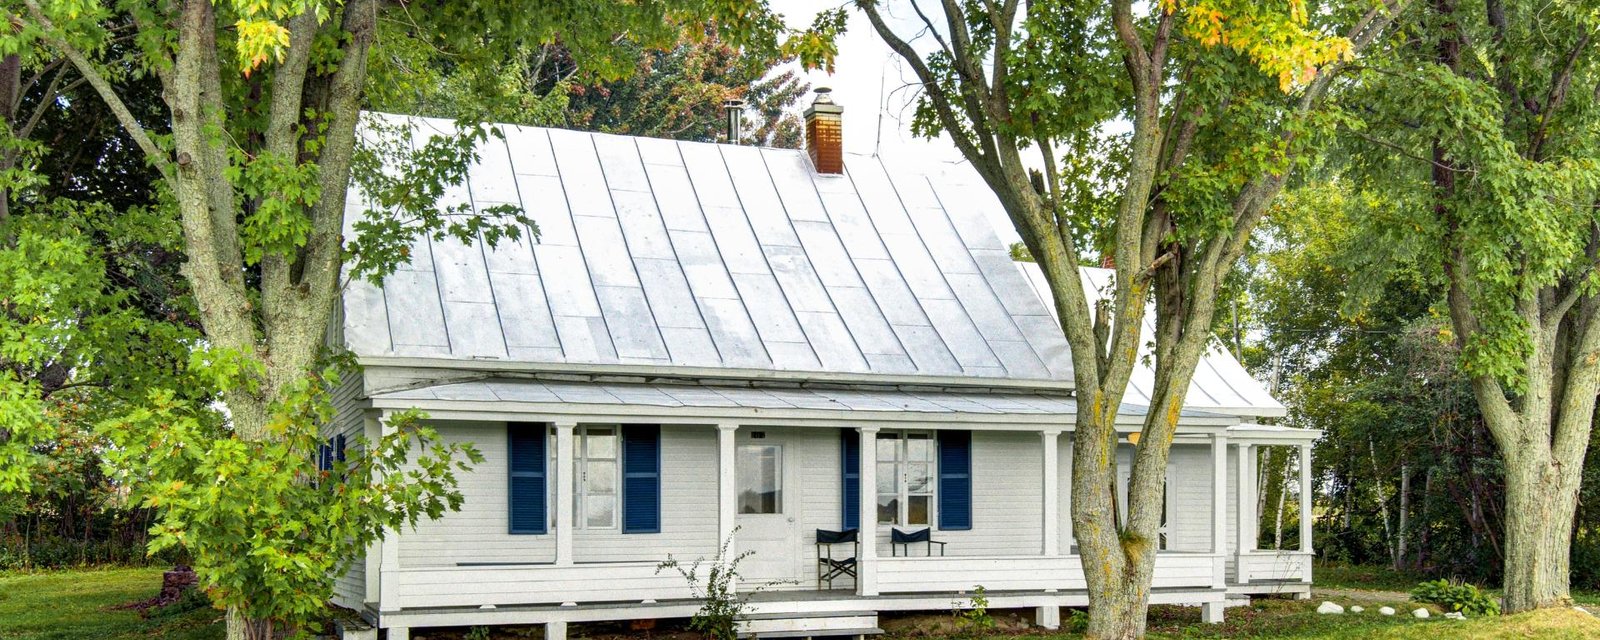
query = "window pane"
xmin=585 ymin=460 xmax=616 ymax=494
xmin=586 ymin=429 xmax=617 ymax=459
xmin=906 ymin=463 xmax=931 ymax=494
xmin=737 ymin=445 xmax=781 ymax=514
xmin=876 ymin=433 xmax=899 ymax=461
xmin=907 ymin=433 xmax=933 ymax=462
xmin=877 ymin=494 xmax=899 ymax=524
xmin=875 ymin=463 xmax=897 ymax=494
xmin=908 ymin=495 xmax=930 ymax=525
xmin=586 ymin=495 xmax=615 ymax=528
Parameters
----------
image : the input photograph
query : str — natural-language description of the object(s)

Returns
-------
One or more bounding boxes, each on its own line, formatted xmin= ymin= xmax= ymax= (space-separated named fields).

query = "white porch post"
xmin=555 ymin=421 xmax=577 ymax=566
xmin=717 ymin=423 xmax=738 ymax=553
xmin=1211 ymin=434 xmax=1228 ymax=589
xmin=1235 ymin=442 xmax=1253 ymax=585
xmin=857 ymin=426 xmax=880 ymax=596
xmin=365 ymin=414 xmax=384 ymax=605
xmin=1038 ymin=429 xmax=1063 ymax=626
xmin=377 ymin=412 xmax=400 ymax=610
xmin=1042 ymin=429 xmax=1062 ymax=556
xmin=1299 ymin=443 xmax=1314 ymax=563
xmin=1064 ymin=438 xmax=1073 ymax=549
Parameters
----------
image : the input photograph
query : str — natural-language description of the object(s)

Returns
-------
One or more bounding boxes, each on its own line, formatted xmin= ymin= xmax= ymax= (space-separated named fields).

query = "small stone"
xmin=1413 ymin=608 xmax=1430 ymax=619
xmin=1350 ymin=605 xmax=1364 ymax=613
xmin=1378 ymin=607 xmax=1396 ymax=616
xmin=1443 ymin=612 xmax=1466 ymax=620
xmin=1317 ymin=601 xmax=1346 ymax=614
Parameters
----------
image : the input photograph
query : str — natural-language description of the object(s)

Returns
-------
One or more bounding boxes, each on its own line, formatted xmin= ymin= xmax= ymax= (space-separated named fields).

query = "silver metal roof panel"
xmin=343 ymin=113 xmax=1075 ymax=386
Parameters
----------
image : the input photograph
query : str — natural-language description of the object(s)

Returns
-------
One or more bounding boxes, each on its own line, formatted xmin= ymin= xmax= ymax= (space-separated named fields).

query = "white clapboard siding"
xmin=382 ymin=563 xmax=693 ymax=609
xmin=398 ymin=423 xmax=721 ymax=567
xmin=796 ymin=427 xmax=844 ymax=578
xmin=939 ymin=430 xmax=1043 ymax=555
xmin=326 ymin=372 xmax=368 ymax=608
xmin=573 ymin=426 xmax=720 ymax=562
xmin=838 ymin=430 xmax=1045 ymax=557
xmin=1167 ymin=444 xmax=1217 ymax=553
xmin=400 ymin=421 xmax=557 ymax=566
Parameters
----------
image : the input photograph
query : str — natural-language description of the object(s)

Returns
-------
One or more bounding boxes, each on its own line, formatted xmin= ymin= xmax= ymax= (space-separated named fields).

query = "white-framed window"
xmin=550 ymin=425 xmax=620 ymax=530
xmin=876 ymin=430 xmax=935 ymax=526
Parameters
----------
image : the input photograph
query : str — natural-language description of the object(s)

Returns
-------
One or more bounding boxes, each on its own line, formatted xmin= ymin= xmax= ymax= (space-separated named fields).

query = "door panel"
xmin=736 ymin=431 xmax=801 ymax=586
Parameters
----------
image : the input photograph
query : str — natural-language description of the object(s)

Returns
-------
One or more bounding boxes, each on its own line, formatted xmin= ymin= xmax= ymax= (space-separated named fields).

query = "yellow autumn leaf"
xmin=235 ymin=18 xmax=292 ymax=74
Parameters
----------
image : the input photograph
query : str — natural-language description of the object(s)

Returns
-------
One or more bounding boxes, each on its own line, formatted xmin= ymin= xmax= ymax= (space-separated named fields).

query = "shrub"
xmin=1410 ymin=578 xmax=1500 ymax=616
xmin=658 ymin=527 xmax=792 ymax=640
xmin=951 ymin=586 xmax=996 ymax=637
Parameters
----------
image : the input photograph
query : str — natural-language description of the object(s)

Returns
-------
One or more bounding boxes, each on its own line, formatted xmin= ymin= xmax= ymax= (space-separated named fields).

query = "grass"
xmin=3 ymin=566 xmax=1596 ymax=639
xmin=1314 ymin=562 xmax=1600 ymax=605
xmin=1312 ymin=564 xmax=1428 ymax=593
xmin=1141 ymin=599 xmax=1600 ymax=639
xmin=0 ymin=567 xmax=223 ymax=640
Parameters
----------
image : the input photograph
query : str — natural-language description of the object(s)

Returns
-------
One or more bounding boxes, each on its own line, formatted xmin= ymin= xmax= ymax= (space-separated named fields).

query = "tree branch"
xmin=22 ymin=0 xmax=173 ymax=187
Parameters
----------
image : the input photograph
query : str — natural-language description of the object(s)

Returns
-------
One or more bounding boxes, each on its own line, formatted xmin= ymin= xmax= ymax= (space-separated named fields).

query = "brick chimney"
xmin=805 ymin=88 xmax=843 ymax=175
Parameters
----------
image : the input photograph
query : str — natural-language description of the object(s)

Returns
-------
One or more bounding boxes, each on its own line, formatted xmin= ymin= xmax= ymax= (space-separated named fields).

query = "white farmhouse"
xmin=325 ymin=92 xmax=1318 ymax=639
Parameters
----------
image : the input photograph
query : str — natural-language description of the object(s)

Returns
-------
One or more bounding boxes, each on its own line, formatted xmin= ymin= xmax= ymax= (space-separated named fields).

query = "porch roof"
xmin=1227 ymin=422 xmax=1321 ymax=444
xmin=366 ymin=378 xmax=1240 ymax=428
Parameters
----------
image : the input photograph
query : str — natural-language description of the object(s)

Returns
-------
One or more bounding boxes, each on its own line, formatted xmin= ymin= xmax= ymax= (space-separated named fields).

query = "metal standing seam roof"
xmin=340 ymin=113 xmax=1072 ymax=386
xmin=1016 ymin=264 xmax=1287 ymax=417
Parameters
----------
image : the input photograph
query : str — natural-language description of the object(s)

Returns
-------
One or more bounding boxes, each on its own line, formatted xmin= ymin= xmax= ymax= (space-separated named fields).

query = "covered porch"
xmin=1226 ymin=423 xmax=1320 ymax=597
xmin=360 ymin=377 xmax=1251 ymax=635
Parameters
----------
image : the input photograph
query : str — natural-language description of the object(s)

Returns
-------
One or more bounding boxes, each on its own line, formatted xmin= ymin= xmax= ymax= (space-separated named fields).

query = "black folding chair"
xmin=815 ymin=528 xmax=858 ymax=589
xmin=891 ymin=527 xmax=946 ymax=557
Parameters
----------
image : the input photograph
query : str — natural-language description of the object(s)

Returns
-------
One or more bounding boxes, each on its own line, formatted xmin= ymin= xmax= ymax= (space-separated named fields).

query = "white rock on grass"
xmin=1413 ymin=608 xmax=1431 ymax=619
xmin=1350 ymin=606 xmax=1365 ymax=613
xmin=1317 ymin=601 xmax=1346 ymax=614
xmin=1378 ymin=606 xmax=1396 ymax=616
xmin=1443 ymin=612 xmax=1466 ymax=620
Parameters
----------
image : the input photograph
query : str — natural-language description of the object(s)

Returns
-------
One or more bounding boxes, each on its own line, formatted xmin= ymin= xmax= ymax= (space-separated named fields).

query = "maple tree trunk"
xmin=1499 ymin=445 xmax=1580 ymax=612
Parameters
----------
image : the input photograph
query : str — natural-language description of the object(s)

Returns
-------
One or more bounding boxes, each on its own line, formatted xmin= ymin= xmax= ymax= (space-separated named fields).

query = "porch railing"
xmin=1235 ymin=550 xmax=1312 ymax=583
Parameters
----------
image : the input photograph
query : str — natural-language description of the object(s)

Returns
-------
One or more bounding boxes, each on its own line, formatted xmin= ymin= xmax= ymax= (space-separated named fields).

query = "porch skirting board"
xmin=374 ymin=586 xmax=1230 ymax=629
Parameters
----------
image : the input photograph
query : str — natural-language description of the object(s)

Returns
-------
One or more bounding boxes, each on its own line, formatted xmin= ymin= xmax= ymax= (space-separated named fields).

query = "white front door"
xmin=735 ymin=432 xmax=801 ymax=586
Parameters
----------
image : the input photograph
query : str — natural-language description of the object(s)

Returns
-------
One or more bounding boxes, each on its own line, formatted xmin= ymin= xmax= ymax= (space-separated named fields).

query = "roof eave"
xmin=355 ymin=355 xmax=1076 ymax=394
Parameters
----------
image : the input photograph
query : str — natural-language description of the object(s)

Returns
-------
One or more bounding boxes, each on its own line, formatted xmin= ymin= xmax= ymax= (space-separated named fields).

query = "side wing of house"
xmin=323 ymin=369 xmax=369 ymax=610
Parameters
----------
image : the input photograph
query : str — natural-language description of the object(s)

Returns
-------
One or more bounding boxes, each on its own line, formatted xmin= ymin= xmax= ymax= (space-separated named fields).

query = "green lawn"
xmin=0 ymin=567 xmax=223 ymax=640
xmin=1141 ymin=598 xmax=1600 ymax=639
xmin=3 ymin=567 xmax=1597 ymax=639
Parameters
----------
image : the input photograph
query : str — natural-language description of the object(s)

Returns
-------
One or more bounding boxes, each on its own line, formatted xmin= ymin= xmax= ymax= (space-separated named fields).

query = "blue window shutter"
xmin=509 ymin=423 xmax=547 ymax=534
xmin=841 ymin=429 xmax=860 ymax=530
xmin=622 ymin=424 xmax=661 ymax=534
xmin=334 ymin=435 xmax=346 ymax=463
xmin=938 ymin=430 xmax=972 ymax=531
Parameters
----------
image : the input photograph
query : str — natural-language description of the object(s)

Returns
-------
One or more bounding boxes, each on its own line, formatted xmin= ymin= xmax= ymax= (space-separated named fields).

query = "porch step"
xmin=737 ymin=610 xmax=881 ymax=638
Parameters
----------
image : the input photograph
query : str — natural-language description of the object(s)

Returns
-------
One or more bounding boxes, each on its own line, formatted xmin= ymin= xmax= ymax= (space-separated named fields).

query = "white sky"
xmin=775 ymin=0 xmax=960 ymax=160
xmin=774 ymin=0 xmax=1020 ymax=242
